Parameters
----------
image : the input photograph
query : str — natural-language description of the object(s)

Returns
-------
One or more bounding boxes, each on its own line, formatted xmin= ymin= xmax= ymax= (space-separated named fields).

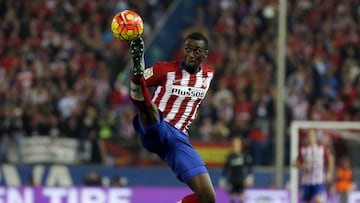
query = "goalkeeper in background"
xmin=219 ymin=136 xmax=253 ymax=203
xmin=293 ymin=129 xmax=335 ymax=203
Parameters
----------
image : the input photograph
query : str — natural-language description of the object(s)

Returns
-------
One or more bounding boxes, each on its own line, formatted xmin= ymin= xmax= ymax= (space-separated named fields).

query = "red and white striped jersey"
xmin=143 ymin=60 xmax=214 ymax=135
xmin=297 ymin=143 xmax=331 ymax=185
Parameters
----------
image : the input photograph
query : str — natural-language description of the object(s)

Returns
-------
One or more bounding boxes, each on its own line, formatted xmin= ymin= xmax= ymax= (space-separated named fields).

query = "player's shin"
xmin=179 ymin=193 xmax=200 ymax=203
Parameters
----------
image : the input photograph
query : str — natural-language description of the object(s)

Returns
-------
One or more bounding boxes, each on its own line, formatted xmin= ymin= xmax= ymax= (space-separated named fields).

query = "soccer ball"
xmin=111 ymin=10 xmax=144 ymax=42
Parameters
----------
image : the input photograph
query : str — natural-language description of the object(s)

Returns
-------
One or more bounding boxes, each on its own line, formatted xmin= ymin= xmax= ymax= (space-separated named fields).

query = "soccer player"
xmin=128 ymin=32 xmax=216 ymax=203
xmin=219 ymin=136 xmax=252 ymax=203
xmin=293 ymin=129 xmax=334 ymax=203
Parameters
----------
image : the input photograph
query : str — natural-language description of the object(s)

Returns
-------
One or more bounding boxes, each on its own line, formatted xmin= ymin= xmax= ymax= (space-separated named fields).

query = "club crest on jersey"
xmin=143 ymin=67 xmax=153 ymax=79
xmin=171 ymin=85 xmax=205 ymax=98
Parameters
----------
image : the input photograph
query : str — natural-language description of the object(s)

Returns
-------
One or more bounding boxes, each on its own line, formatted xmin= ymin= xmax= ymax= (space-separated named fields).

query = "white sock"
xmin=130 ymin=81 xmax=144 ymax=101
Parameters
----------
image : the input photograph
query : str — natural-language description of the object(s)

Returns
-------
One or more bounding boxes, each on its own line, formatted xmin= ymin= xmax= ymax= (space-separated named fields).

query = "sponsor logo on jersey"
xmin=171 ymin=85 xmax=205 ymax=98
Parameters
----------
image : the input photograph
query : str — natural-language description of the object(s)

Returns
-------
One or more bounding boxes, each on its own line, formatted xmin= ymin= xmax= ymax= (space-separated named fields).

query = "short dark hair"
xmin=184 ymin=32 xmax=208 ymax=50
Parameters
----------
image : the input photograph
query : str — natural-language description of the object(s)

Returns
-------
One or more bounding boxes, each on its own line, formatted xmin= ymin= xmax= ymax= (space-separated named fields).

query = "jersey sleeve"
xmin=323 ymin=144 xmax=332 ymax=169
xmin=202 ymin=63 xmax=215 ymax=80
xmin=143 ymin=62 xmax=167 ymax=87
xmin=296 ymin=147 xmax=303 ymax=162
xmin=323 ymin=145 xmax=331 ymax=158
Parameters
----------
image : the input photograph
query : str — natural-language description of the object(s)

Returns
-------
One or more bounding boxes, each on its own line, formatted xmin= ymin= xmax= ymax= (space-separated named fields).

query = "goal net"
xmin=289 ymin=121 xmax=360 ymax=203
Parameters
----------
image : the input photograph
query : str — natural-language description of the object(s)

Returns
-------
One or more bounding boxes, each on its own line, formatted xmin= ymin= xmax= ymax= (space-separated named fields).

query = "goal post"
xmin=289 ymin=121 xmax=360 ymax=203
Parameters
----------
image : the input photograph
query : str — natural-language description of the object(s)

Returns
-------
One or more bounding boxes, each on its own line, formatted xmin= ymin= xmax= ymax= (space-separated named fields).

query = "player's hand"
xmin=292 ymin=160 xmax=308 ymax=171
xmin=299 ymin=163 xmax=309 ymax=171
xmin=326 ymin=172 xmax=333 ymax=183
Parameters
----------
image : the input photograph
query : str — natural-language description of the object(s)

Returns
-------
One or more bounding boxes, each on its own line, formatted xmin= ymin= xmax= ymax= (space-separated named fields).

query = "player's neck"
xmin=181 ymin=60 xmax=201 ymax=74
xmin=184 ymin=65 xmax=200 ymax=74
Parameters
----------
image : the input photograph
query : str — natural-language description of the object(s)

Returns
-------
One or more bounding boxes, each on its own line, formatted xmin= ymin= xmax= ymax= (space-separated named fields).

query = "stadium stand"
xmin=0 ymin=0 xmax=360 ymax=168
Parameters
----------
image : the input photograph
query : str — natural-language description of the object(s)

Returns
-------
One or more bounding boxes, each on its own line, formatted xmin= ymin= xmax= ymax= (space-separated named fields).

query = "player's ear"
xmin=204 ymin=49 xmax=209 ymax=58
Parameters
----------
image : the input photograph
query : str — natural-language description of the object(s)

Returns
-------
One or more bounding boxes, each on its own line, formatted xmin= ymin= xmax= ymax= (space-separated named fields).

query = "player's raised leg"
xmin=129 ymin=38 xmax=158 ymax=125
xmin=130 ymin=38 xmax=145 ymax=79
xmin=129 ymin=34 xmax=216 ymax=203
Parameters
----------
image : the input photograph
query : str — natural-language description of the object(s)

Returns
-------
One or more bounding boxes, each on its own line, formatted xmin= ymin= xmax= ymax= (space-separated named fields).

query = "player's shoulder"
xmin=201 ymin=62 xmax=215 ymax=74
xmin=145 ymin=61 xmax=178 ymax=79
xmin=153 ymin=61 xmax=179 ymax=70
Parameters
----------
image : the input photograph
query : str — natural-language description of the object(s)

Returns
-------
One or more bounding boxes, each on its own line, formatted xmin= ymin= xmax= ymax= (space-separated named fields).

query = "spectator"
xmin=290 ymin=92 xmax=310 ymax=120
xmin=212 ymin=120 xmax=230 ymax=141
xmin=1 ymin=0 xmax=360 ymax=168
xmin=249 ymin=124 xmax=267 ymax=166
xmin=57 ymin=89 xmax=78 ymax=121
xmin=212 ymin=78 xmax=235 ymax=124
xmin=197 ymin=117 xmax=215 ymax=142
xmin=0 ymin=0 xmax=174 ymax=165
xmin=229 ymin=117 xmax=250 ymax=142
xmin=233 ymin=91 xmax=253 ymax=124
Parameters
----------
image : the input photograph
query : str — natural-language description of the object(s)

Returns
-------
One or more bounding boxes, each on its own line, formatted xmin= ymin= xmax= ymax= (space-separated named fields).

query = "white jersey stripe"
xmin=153 ymin=72 xmax=175 ymax=112
xmin=171 ymin=70 xmax=196 ymax=131
xmin=178 ymin=70 xmax=205 ymax=130
xmin=167 ymin=71 xmax=189 ymax=121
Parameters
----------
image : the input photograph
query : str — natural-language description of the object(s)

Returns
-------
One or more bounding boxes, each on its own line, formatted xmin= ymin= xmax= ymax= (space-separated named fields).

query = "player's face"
xmin=232 ymin=137 xmax=242 ymax=153
xmin=307 ymin=130 xmax=317 ymax=145
xmin=183 ymin=39 xmax=208 ymax=73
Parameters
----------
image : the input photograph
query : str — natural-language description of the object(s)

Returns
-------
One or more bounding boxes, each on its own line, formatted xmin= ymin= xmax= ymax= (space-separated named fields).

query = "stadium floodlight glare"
xmin=290 ymin=121 xmax=360 ymax=203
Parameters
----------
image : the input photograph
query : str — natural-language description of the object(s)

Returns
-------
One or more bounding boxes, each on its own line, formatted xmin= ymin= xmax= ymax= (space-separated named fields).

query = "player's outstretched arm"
xmin=129 ymin=38 xmax=159 ymax=125
xmin=327 ymin=153 xmax=335 ymax=182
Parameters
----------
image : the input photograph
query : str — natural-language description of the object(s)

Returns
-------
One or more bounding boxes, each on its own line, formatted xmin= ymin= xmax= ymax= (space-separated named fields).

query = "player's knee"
xmin=208 ymin=192 xmax=216 ymax=203
xmin=138 ymin=103 xmax=159 ymax=125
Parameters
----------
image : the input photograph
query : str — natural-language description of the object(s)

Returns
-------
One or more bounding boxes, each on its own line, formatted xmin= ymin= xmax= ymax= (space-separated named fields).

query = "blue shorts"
xmin=133 ymin=112 xmax=208 ymax=183
xmin=301 ymin=184 xmax=325 ymax=202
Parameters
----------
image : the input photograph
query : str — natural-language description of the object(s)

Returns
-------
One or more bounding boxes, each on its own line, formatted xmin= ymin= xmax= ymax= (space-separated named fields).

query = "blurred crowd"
xmin=0 ymin=0 xmax=172 ymax=164
xmin=188 ymin=0 xmax=360 ymax=165
xmin=0 ymin=0 xmax=360 ymax=166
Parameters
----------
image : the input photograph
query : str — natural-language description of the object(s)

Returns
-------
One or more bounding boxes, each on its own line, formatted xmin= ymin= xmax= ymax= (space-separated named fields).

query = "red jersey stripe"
xmin=162 ymin=70 xmax=182 ymax=118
